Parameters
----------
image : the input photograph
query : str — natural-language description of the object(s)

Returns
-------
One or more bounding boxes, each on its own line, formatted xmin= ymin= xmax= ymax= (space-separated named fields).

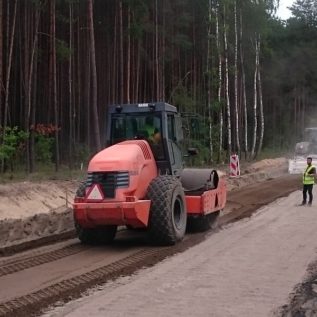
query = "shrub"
xmin=0 ymin=126 xmax=29 ymax=171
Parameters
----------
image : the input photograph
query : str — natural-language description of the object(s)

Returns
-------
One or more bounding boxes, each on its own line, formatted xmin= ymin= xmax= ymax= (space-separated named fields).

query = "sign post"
xmin=230 ymin=154 xmax=240 ymax=177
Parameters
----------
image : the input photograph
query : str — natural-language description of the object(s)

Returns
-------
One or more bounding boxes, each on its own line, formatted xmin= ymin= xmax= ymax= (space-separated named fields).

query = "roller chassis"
xmin=73 ymin=176 xmax=226 ymax=244
xmin=73 ymin=102 xmax=227 ymax=245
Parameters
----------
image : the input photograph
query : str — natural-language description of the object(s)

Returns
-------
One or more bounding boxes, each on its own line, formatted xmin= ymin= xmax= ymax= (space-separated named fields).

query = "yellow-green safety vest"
xmin=144 ymin=124 xmax=155 ymax=139
xmin=303 ymin=165 xmax=315 ymax=185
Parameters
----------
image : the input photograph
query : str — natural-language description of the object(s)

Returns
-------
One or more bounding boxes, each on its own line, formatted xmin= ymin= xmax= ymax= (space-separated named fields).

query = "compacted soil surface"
xmin=43 ymin=181 xmax=317 ymax=317
xmin=0 ymin=174 xmax=306 ymax=317
xmin=2 ymin=158 xmax=313 ymax=317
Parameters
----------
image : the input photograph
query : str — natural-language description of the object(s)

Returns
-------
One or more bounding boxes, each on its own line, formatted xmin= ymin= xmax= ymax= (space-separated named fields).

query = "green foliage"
xmin=256 ymin=147 xmax=289 ymax=160
xmin=0 ymin=127 xmax=29 ymax=171
xmin=73 ymin=144 xmax=91 ymax=166
xmin=125 ymin=0 xmax=150 ymax=39
xmin=171 ymin=84 xmax=196 ymax=113
xmin=35 ymin=134 xmax=54 ymax=163
xmin=65 ymin=0 xmax=80 ymax=4
xmin=263 ymin=4 xmax=317 ymax=147
xmin=182 ymin=115 xmax=223 ymax=165
xmin=290 ymin=0 xmax=317 ymax=27
xmin=5 ymin=0 xmax=317 ymax=172
xmin=0 ymin=127 xmax=28 ymax=160
xmin=172 ymin=34 xmax=193 ymax=50
xmin=56 ymin=39 xmax=71 ymax=62
xmin=185 ymin=139 xmax=211 ymax=166
xmin=30 ymin=0 xmax=46 ymax=9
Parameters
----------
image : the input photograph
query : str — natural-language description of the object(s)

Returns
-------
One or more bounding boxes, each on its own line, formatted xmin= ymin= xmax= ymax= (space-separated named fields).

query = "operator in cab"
xmin=144 ymin=116 xmax=161 ymax=145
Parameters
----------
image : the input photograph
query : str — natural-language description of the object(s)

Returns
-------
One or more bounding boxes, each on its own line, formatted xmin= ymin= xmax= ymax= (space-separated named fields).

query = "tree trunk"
xmin=240 ymin=9 xmax=248 ymax=159
xmin=207 ymin=0 xmax=213 ymax=162
xmin=50 ymin=0 xmax=59 ymax=171
xmin=126 ymin=4 xmax=131 ymax=103
xmin=3 ymin=0 xmax=17 ymax=131
xmin=26 ymin=4 xmax=40 ymax=173
xmin=119 ymin=0 xmax=124 ymax=104
xmin=216 ymin=6 xmax=223 ymax=163
xmin=24 ymin=1 xmax=29 ymax=129
xmin=135 ymin=39 xmax=141 ymax=102
xmin=161 ymin=2 xmax=166 ymax=101
xmin=76 ymin=16 xmax=81 ymax=144
xmin=256 ymin=36 xmax=264 ymax=158
xmin=250 ymin=35 xmax=259 ymax=159
xmin=223 ymin=4 xmax=231 ymax=155
xmin=69 ymin=2 xmax=73 ymax=168
xmin=24 ymin=2 xmax=30 ymax=172
xmin=85 ymin=49 xmax=91 ymax=149
xmin=2 ymin=1 xmax=14 ymax=127
xmin=294 ymin=86 xmax=297 ymax=139
xmin=30 ymin=38 xmax=38 ymax=174
xmin=112 ymin=13 xmax=117 ymax=103
xmin=302 ymin=91 xmax=305 ymax=133
xmin=155 ymin=0 xmax=160 ymax=100
xmin=1 ymin=0 xmax=16 ymax=172
xmin=0 ymin=0 xmax=3 ymax=127
xmin=234 ymin=0 xmax=240 ymax=154
xmin=88 ymin=0 xmax=101 ymax=151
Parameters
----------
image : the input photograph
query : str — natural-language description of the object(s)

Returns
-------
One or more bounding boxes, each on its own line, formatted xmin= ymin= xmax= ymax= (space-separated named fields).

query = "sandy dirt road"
xmin=0 ymin=175 xmax=302 ymax=316
xmin=43 ymin=188 xmax=317 ymax=317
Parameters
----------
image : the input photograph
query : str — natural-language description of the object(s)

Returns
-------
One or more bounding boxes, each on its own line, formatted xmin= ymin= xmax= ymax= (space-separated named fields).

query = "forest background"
xmin=0 ymin=0 xmax=316 ymax=174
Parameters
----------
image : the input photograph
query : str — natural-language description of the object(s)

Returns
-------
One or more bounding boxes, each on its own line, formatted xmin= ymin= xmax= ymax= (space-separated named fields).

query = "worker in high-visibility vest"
xmin=300 ymin=157 xmax=316 ymax=206
xmin=144 ymin=116 xmax=161 ymax=144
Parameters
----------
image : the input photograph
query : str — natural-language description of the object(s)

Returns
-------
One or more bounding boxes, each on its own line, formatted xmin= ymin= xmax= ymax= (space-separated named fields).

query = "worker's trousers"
xmin=303 ymin=184 xmax=313 ymax=204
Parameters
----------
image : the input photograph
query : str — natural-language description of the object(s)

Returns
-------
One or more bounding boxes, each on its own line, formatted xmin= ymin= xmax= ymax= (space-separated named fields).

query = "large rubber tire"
xmin=187 ymin=211 xmax=220 ymax=233
xmin=75 ymin=221 xmax=117 ymax=245
xmin=146 ymin=176 xmax=187 ymax=245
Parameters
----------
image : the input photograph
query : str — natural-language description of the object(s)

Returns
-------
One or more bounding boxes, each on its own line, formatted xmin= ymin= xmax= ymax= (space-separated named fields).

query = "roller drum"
xmin=180 ymin=168 xmax=219 ymax=193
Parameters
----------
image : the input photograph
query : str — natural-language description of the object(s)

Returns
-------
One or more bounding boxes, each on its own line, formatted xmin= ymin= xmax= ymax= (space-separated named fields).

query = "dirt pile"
xmin=246 ymin=157 xmax=287 ymax=172
xmin=0 ymin=181 xmax=76 ymax=220
xmin=277 ymin=259 xmax=317 ymax=316
xmin=0 ymin=181 xmax=78 ymax=249
xmin=226 ymin=157 xmax=288 ymax=191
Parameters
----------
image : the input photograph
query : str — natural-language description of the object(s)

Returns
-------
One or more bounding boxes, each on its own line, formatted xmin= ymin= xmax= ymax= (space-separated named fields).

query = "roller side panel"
xmin=185 ymin=178 xmax=226 ymax=215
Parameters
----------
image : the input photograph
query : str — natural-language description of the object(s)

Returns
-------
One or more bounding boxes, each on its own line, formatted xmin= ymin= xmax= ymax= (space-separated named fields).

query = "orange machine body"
xmin=73 ymin=140 xmax=157 ymax=228
xmin=185 ymin=179 xmax=226 ymax=215
xmin=73 ymin=140 xmax=226 ymax=229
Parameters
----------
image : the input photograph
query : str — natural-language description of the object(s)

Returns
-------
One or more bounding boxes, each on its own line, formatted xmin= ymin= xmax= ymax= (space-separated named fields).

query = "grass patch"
xmin=256 ymin=147 xmax=290 ymax=160
xmin=0 ymin=164 xmax=86 ymax=184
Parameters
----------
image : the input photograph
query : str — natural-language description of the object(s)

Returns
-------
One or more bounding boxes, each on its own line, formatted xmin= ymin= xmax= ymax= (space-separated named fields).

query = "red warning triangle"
xmin=86 ymin=184 xmax=104 ymax=201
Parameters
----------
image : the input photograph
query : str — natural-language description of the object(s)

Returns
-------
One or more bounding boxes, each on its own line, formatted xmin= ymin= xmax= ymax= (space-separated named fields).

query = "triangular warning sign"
xmin=86 ymin=184 xmax=104 ymax=201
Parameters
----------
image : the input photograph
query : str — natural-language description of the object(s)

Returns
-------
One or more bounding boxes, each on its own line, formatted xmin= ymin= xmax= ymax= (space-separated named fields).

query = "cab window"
xmin=167 ymin=115 xmax=176 ymax=141
xmin=110 ymin=113 xmax=165 ymax=161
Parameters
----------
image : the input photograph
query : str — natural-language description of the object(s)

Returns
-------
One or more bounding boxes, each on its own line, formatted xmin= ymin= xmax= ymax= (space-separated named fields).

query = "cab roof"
xmin=108 ymin=102 xmax=177 ymax=114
